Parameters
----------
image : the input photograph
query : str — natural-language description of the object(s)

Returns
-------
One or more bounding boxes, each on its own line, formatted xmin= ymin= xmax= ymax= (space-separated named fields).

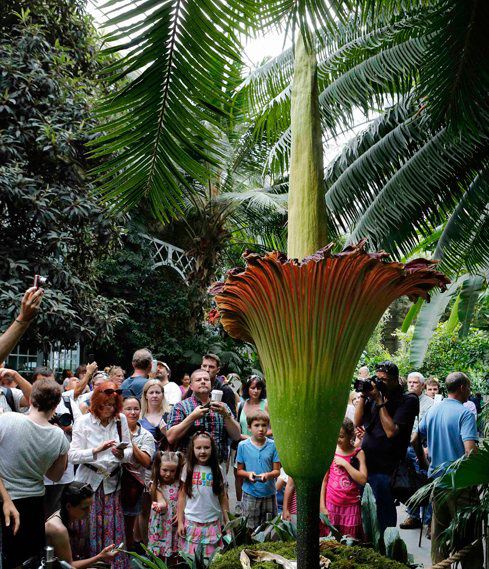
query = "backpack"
xmin=0 ymin=386 xmax=17 ymax=412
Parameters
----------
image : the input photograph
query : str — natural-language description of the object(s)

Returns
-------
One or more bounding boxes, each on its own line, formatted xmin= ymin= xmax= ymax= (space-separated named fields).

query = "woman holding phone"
xmin=46 ymin=482 xmax=121 ymax=568
xmin=121 ymin=396 xmax=155 ymax=550
xmin=69 ymin=382 xmax=131 ymax=569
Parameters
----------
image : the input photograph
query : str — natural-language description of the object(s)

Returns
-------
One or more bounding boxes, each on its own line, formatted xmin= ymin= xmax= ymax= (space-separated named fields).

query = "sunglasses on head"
xmin=102 ymin=388 xmax=122 ymax=396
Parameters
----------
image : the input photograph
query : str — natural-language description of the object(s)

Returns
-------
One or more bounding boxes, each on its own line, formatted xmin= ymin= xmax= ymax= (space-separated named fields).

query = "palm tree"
xmin=241 ymin=2 xmax=489 ymax=362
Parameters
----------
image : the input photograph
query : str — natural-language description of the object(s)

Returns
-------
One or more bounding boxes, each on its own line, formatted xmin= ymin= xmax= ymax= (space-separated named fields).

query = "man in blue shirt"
xmin=418 ymin=372 xmax=481 ymax=568
xmin=120 ymin=348 xmax=152 ymax=400
xmin=237 ymin=410 xmax=281 ymax=531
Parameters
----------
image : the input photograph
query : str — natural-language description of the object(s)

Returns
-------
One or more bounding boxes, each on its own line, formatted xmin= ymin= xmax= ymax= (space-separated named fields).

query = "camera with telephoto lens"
xmin=354 ymin=375 xmax=387 ymax=395
xmin=49 ymin=412 xmax=73 ymax=427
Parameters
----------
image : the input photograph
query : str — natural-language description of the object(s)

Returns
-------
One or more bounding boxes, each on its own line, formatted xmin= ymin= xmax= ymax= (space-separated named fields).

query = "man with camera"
xmin=354 ymin=361 xmax=419 ymax=533
xmin=0 ymin=368 xmax=32 ymax=413
xmin=43 ymin=376 xmax=83 ymax=518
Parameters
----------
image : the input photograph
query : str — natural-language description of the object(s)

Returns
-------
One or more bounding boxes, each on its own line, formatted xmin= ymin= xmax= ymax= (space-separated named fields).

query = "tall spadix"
xmin=288 ymin=33 xmax=328 ymax=258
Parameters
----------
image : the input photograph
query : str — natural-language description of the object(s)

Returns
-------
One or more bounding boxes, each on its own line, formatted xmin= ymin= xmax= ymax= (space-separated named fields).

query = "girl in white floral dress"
xmin=148 ymin=451 xmax=183 ymax=562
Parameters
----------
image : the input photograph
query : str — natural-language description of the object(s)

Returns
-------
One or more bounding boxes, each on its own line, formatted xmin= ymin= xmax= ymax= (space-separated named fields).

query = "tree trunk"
xmin=295 ymin=478 xmax=322 ymax=569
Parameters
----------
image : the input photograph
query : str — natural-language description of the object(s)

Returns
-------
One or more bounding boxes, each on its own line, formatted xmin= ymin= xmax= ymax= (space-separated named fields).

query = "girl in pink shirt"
xmin=320 ymin=418 xmax=367 ymax=539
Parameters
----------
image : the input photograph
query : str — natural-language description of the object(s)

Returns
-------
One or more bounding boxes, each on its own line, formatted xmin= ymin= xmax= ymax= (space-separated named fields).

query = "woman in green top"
xmin=238 ymin=376 xmax=269 ymax=436
xmin=234 ymin=376 xmax=269 ymax=513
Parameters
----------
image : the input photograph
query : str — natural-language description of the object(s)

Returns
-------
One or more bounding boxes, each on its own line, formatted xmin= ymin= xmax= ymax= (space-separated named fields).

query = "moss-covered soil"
xmin=211 ymin=540 xmax=408 ymax=569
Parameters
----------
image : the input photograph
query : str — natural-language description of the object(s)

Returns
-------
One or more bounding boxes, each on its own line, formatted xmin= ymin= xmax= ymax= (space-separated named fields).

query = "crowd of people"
xmin=0 ymin=288 xmax=484 ymax=569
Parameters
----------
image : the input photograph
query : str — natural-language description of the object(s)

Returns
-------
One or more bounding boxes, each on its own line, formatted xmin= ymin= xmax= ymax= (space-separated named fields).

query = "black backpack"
xmin=1 ymin=386 xmax=17 ymax=412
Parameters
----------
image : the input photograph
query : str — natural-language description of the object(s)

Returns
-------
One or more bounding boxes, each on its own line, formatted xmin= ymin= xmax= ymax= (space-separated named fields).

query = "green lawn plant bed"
xmin=211 ymin=541 xmax=408 ymax=569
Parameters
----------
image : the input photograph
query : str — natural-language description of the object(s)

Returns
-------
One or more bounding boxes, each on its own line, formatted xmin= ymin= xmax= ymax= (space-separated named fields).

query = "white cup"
xmin=211 ymin=389 xmax=223 ymax=402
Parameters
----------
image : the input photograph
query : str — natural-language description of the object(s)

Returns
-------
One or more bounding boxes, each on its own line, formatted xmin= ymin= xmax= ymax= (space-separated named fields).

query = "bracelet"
xmin=14 ymin=318 xmax=30 ymax=325
xmin=377 ymin=402 xmax=386 ymax=409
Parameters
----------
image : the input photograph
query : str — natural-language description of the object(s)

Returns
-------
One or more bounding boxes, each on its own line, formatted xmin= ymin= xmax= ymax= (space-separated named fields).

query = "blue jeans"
xmin=368 ymin=472 xmax=397 ymax=534
xmin=405 ymin=446 xmax=432 ymax=524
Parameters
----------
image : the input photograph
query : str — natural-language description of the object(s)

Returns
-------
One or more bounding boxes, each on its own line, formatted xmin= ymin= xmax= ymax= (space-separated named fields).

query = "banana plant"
xmin=211 ymin=34 xmax=449 ymax=569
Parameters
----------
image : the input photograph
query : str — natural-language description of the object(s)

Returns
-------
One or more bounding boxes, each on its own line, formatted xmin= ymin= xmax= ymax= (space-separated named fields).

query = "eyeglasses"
xmin=102 ymin=389 xmax=122 ymax=396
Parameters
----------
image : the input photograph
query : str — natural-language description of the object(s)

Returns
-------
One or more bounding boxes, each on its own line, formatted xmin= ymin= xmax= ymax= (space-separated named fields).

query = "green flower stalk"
xmin=288 ymin=33 xmax=328 ymax=259
xmin=211 ymin=33 xmax=450 ymax=569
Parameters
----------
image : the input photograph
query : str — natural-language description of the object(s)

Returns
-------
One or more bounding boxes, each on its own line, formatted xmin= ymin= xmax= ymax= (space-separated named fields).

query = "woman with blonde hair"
xmin=107 ymin=366 xmax=125 ymax=387
xmin=140 ymin=379 xmax=170 ymax=447
xmin=136 ymin=380 xmax=170 ymax=547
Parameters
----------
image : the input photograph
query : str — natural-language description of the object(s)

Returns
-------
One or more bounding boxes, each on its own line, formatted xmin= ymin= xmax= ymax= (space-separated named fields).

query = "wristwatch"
xmin=377 ymin=402 xmax=386 ymax=409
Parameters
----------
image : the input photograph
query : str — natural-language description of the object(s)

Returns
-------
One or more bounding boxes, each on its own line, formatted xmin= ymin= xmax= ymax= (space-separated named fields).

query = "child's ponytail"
xmin=150 ymin=450 xmax=185 ymax=501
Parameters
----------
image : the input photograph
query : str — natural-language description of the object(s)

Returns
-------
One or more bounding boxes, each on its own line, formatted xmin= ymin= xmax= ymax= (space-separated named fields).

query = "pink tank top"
xmin=326 ymin=449 xmax=361 ymax=506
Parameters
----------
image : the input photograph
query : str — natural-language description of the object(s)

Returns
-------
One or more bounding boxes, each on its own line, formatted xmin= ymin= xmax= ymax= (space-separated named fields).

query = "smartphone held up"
xmin=33 ymin=274 xmax=48 ymax=289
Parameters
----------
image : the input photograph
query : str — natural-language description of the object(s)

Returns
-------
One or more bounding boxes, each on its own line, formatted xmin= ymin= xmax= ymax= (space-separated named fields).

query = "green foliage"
xmin=0 ymin=1 xmax=127 ymax=349
xmin=93 ymin=224 xmax=258 ymax=375
xmin=407 ymin=278 xmax=463 ymax=368
xmin=243 ymin=2 xmax=489 ymax=276
xmin=357 ymin=312 xmax=391 ymax=373
xmin=251 ymin=515 xmax=297 ymax=543
xmin=418 ymin=324 xmax=489 ymax=390
xmin=93 ymin=227 xmax=191 ymax=363
xmin=393 ymin=323 xmax=489 ymax=391
xmin=410 ymin=441 xmax=489 ymax=556
xmin=358 ymin=310 xmax=489 ymax=390
xmin=383 ymin=528 xmax=408 ymax=565
xmin=211 ymin=541 xmax=409 ymax=569
xmin=361 ymin=484 xmax=382 ymax=552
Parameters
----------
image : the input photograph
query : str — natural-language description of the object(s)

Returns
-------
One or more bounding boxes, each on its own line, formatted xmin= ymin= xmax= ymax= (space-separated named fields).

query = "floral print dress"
xmin=148 ymin=481 xmax=180 ymax=558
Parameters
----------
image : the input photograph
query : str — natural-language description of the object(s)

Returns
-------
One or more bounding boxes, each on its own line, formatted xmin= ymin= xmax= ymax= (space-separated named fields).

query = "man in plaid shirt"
xmin=166 ymin=369 xmax=241 ymax=463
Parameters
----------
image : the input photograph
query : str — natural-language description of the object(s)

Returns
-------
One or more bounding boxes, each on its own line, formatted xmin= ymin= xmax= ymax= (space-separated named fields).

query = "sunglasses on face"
xmin=102 ymin=388 xmax=122 ymax=396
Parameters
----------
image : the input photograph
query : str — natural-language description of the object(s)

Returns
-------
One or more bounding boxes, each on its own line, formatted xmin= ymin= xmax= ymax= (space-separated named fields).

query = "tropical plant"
xmin=0 ymin=2 xmax=127 ymax=351
xmin=173 ymin=131 xmax=288 ymax=332
xmin=361 ymin=484 xmax=410 ymax=565
xmin=407 ymin=275 xmax=487 ymax=366
xmin=396 ymin=324 xmax=489 ymax=391
xmin=251 ymin=515 xmax=297 ymax=544
xmin=92 ymin=2 xmax=486 ymax=568
xmin=211 ymin=32 xmax=448 ymax=569
xmin=410 ymin=441 xmax=489 ymax=562
xmin=241 ymin=2 xmax=489 ymax=361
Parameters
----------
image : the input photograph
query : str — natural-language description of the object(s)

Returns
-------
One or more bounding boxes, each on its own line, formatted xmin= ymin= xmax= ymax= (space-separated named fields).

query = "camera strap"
xmin=62 ymin=395 xmax=73 ymax=420
xmin=1 ymin=386 xmax=17 ymax=413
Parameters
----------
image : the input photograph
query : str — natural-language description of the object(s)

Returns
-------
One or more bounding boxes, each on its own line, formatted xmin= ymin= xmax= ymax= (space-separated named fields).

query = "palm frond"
xmin=409 ymin=276 xmax=465 ymax=367
xmin=457 ymin=275 xmax=485 ymax=336
xmin=435 ymin=165 xmax=489 ymax=274
xmin=420 ymin=0 xmax=489 ymax=131
xmin=90 ymin=0 xmax=255 ymax=221
xmin=325 ymin=100 xmax=422 ymax=231
xmin=219 ymin=188 xmax=288 ymax=215
xmin=348 ymin=124 xmax=489 ymax=256
xmin=260 ymin=0 xmax=354 ymax=44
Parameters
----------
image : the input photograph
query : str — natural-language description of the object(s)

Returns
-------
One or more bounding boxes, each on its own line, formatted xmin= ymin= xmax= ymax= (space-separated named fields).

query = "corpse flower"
xmin=211 ymin=35 xmax=450 ymax=569
xmin=211 ymin=244 xmax=448 ymax=561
